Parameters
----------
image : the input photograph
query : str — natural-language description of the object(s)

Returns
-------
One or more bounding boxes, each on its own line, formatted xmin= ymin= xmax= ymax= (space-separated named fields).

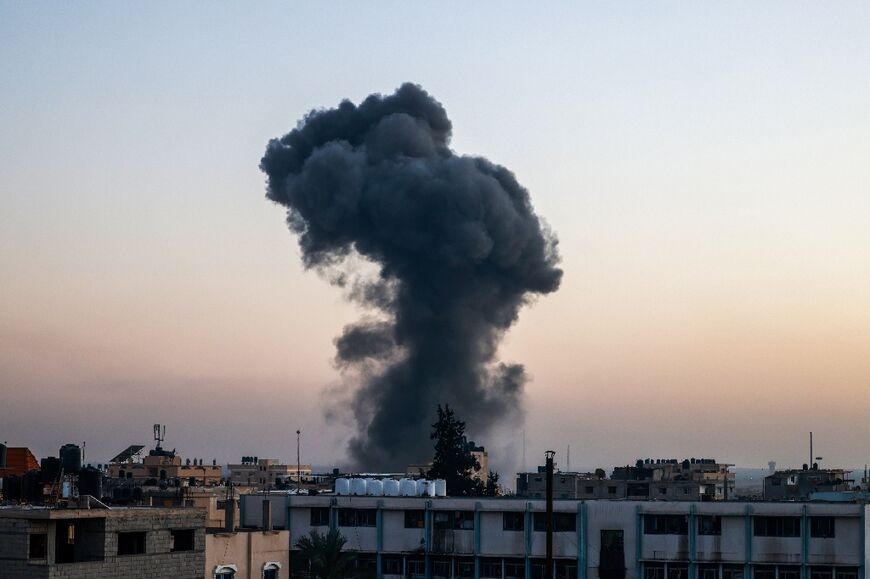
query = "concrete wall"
xmin=205 ymin=529 xmax=289 ymax=579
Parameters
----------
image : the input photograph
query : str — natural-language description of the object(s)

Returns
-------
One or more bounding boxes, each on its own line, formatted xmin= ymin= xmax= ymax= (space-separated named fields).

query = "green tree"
xmin=427 ymin=404 xmax=484 ymax=496
xmin=295 ymin=528 xmax=356 ymax=579
xmin=484 ymin=470 xmax=501 ymax=496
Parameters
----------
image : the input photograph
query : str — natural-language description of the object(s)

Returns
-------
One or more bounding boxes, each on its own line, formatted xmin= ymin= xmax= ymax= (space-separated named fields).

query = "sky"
xmin=1 ymin=2 xmax=869 ymax=475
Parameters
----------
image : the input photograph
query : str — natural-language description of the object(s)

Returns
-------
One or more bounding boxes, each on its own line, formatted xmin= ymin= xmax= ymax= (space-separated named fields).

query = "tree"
xmin=427 ymin=404 xmax=484 ymax=496
xmin=295 ymin=528 xmax=356 ymax=579
xmin=484 ymin=470 xmax=501 ymax=496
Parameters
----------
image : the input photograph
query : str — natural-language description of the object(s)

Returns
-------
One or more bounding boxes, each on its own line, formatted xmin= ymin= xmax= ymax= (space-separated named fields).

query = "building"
xmin=765 ymin=468 xmax=851 ymax=501
xmin=0 ymin=446 xmax=40 ymax=477
xmin=240 ymin=493 xmax=869 ymax=579
xmin=108 ymin=444 xmax=222 ymax=486
xmin=227 ymin=457 xmax=312 ymax=488
xmin=407 ymin=442 xmax=490 ymax=484
xmin=205 ymin=498 xmax=289 ymax=579
xmin=0 ymin=506 xmax=205 ymax=579
xmin=517 ymin=459 xmax=735 ymax=501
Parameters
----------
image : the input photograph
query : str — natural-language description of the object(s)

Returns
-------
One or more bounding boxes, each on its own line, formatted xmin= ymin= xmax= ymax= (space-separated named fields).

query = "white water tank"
xmin=417 ymin=479 xmax=435 ymax=497
xmin=350 ymin=478 xmax=367 ymax=496
xmin=434 ymin=479 xmax=447 ymax=497
xmin=399 ymin=478 xmax=417 ymax=496
xmin=366 ymin=479 xmax=384 ymax=496
xmin=383 ymin=479 xmax=400 ymax=496
xmin=335 ymin=478 xmax=350 ymax=495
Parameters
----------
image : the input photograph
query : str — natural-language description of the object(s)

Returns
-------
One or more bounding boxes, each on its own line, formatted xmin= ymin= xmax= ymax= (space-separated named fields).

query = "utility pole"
xmin=296 ymin=430 xmax=302 ymax=488
xmin=545 ymin=450 xmax=555 ymax=579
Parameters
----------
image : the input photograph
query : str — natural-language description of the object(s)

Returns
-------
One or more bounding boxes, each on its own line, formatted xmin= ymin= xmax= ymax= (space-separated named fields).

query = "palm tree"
xmin=295 ymin=528 xmax=356 ymax=579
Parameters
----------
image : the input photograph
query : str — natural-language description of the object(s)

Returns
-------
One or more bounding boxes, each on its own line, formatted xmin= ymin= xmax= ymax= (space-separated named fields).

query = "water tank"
xmin=434 ymin=479 xmax=447 ymax=497
xmin=399 ymin=478 xmax=417 ymax=496
xmin=78 ymin=467 xmax=103 ymax=498
xmin=40 ymin=457 xmax=61 ymax=483
xmin=366 ymin=479 xmax=384 ymax=496
xmin=0 ymin=442 xmax=6 ymax=468
xmin=383 ymin=479 xmax=400 ymax=496
xmin=350 ymin=478 xmax=367 ymax=496
xmin=59 ymin=444 xmax=82 ymax=474
xmin=335 ymin=477 xmax=350 ymax=495
xmin=417 ymin=480 xmax=435 ymax=497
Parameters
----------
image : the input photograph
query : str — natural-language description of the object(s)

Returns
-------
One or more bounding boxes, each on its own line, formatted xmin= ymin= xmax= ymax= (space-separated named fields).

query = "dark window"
xmin=660 ymin=487 xmax=668 ymax=495
xmin=722 ymin=565 xmax=744 ymax=579
xmin=683 ymin=488 xmax=689 ymax=495
xmin=600 ymin=530 xmax=625 ymax=579
xmin=263 ymin=568 xmax=278 ymax=579
xmin=836 ymin=568 xmax=858 ymax=579
xmin=644 ymin=514 xmax=689 ymax=535
xmin=216 ymin=500 xmax=227 ymax=510
xmin=556 ymin=560 xmax=578 ymax=579
xmin=505 ymin=560 xmax=525 ymax=579
xmin=170 ymin=529 xmax=195 ymax=552
xmin=698 ymin=515 xmax=722 ymax=535
xmin=481 ymin=558 xmax=503 ymax=578
xmin=453 ymin=510 xmax=474 ymax=530
xmin=214 ymin=569 xmax=235 ymax=579
xmin=699 ymin=565 xmax=720 ymax=579
xmin=337 ymin=508 xmax=376 ymax=527
xmin=382 ymin=555 xmax=403 ymax=575
xmin=456 ymin=559 xmax=475 ymax=578
xmin=669 ymin=564 xmax=689 ymax=579
xmin=407 ymin=558 xmax=425 ymax=577
xmin=644 ymin=564 xmax=665 ymax=579
xmin=29 ymin=533 xmax=48 ymax=559
xmin=754 ymin=516 xmax=801 ymax=537
xmin=405 ymin=509 xmax=425 ymax=529
xmin=533 ymin=512 xmax=577 ymax=532
xmin=755 ymin=566 xmax=775 ymax=579
xmin=310 ymin=507 xmax=330 ymax=526
xmin=117 ymin=531 xmax=146 ymax=555
xmin=779 ymin=567 xmax=800 ymax=579
xmin=585 ymin=486 xmax=594 ymax=494
xmin=608 ymin=486 xmax=617 ymax=495
xmin=433 ymin=559 xmax=451 ymax=579
xmin=810 ymin=517 xmax=835 ymax=538
xmin=811 ymin=569 xmax=833 ymax=579
xmin=503 ymin=512 xmax=525 ymax=531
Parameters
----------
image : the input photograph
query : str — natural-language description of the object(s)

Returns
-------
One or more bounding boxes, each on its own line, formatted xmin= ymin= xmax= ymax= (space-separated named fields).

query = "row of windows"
xmin=214 ymin=563 xmax=280 ymax=579
xmin=27 ymin=529 xmax=196 ymax=560
xmin=375 ymin=555 xmax=578 ymax=579
xmin=644 ymin=563 xmax=857 ymax=579
xmin=643 ymin=515 xmax=836 ymax=538
xmin=315 ymin=508 xmax=836 ymax=539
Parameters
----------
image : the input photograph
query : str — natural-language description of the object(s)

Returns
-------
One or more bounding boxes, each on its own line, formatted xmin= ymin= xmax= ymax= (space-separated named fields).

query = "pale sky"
xmin=2 ymin=2 xmax=869 ymax=475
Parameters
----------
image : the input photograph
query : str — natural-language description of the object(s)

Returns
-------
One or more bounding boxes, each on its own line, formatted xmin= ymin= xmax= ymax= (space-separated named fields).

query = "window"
xmin=644 ymin=563 xmax=665 ymax=579
xmin=337 ymin=508 xmax=376 ymax=527
xmin=683 ymin=488 xmax=690 ymax=495
xmin=585 ymin=486 xmax=594 ymax=494
xmin=660 ymin=487 xmax=668 ymax=495
xmin=754 ymin=566 xmax=775 ymax=579
xmin=608 ymin=486 xmax=617 ymax=495
xmin=722 ymin=565 xmax=744 ymax=579
xmin=215 ymin=565 xmax=237 ymax=579
xmin=699 ymin=565 xmax=720 ymax=579
xmin=433 ymin=559 xmax=451 ymax=578
xmin=310 ymin=507 xmax=330 ymax=527
xmin=481 ymin=558 xmax=503 ymax=578
xmin=556 ymin=560 xmax=577 ymax=579
xmin=405 ymin=509 xmax=425 ymax=528
xmin=170 ymin=529 xmax=195 ymax=552
xmin=454 ymin=510 xmax=474 ymax=530
xmin=407 ymin=558 xmax=425 ymax=578
xmin=698 ymin=515 xmax=722 ymax=535
xmin=29 ymin=533 xmax=48 ymax=559
xmin=382 ymin=555 xmax=403 ymax=575
xmin=503 ymin=512 xmax=525 ymax=531
xmin=505 ymin=560 xmax=525 ymax=579
xmin=754 ymin=516 xmax=800 ymax=537
xmin=263 ymin=562 xmax=281 ymax=579
xmin=669 ymin=564 xmax=689 ymax=579
xmin=456 ymin=559 xmax=475 ymax=578
xmin=117 ymin=531 xmax=146 ymax=555
xmin=779 ymin=567 xmax=800 ymax=579
xmin=810 ymin=517 xmax=835 ymax=538
xmin=811 ymin=569 xmax=833 ymax=579
xmin=533 ymin=512 xmax=577 ymax=532
xmin=836 ymin=568 xmax=858 ymax=579
xmin=644 ymin=514 xmax=689 ymax=535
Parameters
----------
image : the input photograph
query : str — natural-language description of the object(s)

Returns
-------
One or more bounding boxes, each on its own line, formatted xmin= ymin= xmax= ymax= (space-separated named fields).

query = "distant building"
xmin=227 ymin=457 xmax=312 ymax=488
xmin=406 ymin=442 xmax=490 ymax=484
xmin=108 ymin=444 xmax=221 ymax=486
xmin=0 ymin=506 xmax=205 ymax=578
xmin=517 ymin=458 xmax=735 ymax=501
xmin=0 ymin=446 xmax=39 ymax=477
xmin=205 ymin=496 xmax=289 ymax=579
xmin=764 ymin=467 xmax=850 ymax=500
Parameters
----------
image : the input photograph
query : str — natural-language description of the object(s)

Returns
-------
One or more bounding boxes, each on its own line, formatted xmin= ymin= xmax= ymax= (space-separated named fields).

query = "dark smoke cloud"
xmin=261 ymin=83 xmax=562 ymax=469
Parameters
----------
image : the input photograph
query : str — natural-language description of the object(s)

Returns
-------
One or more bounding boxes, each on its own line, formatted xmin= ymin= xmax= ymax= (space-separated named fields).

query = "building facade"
xmin=240 ymin=493 xmax=870 ymax=579
xmin=228 ymin=458 xmax=312 ymax=488
xmin=0 ymin=506 xmax=206 ymax=579
xmin=764 ymin=469 xmax=851 ymax=501
xmin=205 ymin=528 xmax=289 ymax=579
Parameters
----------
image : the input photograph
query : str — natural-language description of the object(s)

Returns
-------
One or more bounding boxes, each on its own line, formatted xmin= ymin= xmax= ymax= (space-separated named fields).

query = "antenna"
xmin=522 ymin=430 xmax=526 ymax=473
xmin=809 ymin=432 xmax=813 ymax=469
xmin=296 ymin=429 xmax=302 ymax=488
xmin=154 ymin=424 xmax=165 ymax=448
xmin=567 ymin=444 xmax=571 ymax=472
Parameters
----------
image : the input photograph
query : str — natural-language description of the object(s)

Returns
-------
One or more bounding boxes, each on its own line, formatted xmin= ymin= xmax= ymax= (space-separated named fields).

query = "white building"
xmin=240 ymin=493 xmax=869 ymax=579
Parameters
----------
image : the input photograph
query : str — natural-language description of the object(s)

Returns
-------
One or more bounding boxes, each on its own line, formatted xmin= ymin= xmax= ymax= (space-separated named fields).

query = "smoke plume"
xmin=261 ymin=84 xmax=562 ymax=469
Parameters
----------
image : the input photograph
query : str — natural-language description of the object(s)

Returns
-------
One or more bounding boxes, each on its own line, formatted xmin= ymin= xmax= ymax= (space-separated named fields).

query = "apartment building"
xmin=228 ymin=457 xmax=312 ymax=488
xmin=0 ymin=506 xmax=205 ymax=579
xmin=240 ymin=493 xmax=869 ymax=579
xmin=765 ymin=469 xmax=851 ymax=501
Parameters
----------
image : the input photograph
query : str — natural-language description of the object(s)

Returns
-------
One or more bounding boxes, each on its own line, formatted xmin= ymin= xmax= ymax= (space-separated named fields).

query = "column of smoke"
xmin=261 ymin=83 xmax=562 ymax=470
